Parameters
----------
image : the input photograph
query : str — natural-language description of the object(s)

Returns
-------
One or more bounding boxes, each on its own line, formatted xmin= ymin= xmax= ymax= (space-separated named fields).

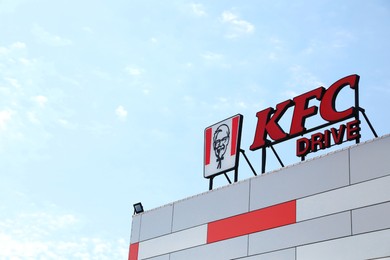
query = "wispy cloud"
xmin=0 ymin=210 xmax=127 ymax=259
xmin=190 ymin=3 xmax=207 ymax=17
xmin=221 ymin=11 xmax=255 ymax=38
xmin=32 ymin=95 xmax=48 ymax=108
xmin=287 ymin=65 xmax=324 ymax=92
xmin=115 ymin=105 xmax=128 ymax=121
xmin=125 ymin=66 xmax=144 ymax=76
xmin=0 ymin=41 xmax=26 ymax=56
xmin=57 ymin=118 xmax=77 ymax=129
xmin=200 ymin=51 xmax=231 ymax=68
xmin=31 ymin=24 xmax=73 ymax=46
xmin=0 ymin=109 xmax=14 ymax=130
xmin=201 ymin=51 xmax=223 ymax=61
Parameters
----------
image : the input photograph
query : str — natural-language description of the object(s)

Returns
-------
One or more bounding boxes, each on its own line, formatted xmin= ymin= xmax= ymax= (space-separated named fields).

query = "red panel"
xmin=205 ymin=127 xmax=212 ymax=165
xmin=231 ymin=115 xmax=239 ymax=156
xmin=207 ymin=200 xmax=296 ymax=243
xmin=129 ymin=243 xmax=139 ymax=260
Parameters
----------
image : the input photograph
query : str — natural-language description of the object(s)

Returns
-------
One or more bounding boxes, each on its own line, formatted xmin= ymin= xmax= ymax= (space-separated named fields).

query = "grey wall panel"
xmin=130 ymin=214 xmax=142 ymax=243
xmin=350 ymin=135 xmax=390 ymax=184
xmin=250 ymin=150 xmax=349 ymax=211
xmin=172 ymin=180 xmax=250 ymax=232
xmin=240 ymin=248 xmax=295 ymax=260
xmin=297 ymin=228 xmax=390 ymax=260
xmin=248 ymin=211 xmax=351 ymax=255
xmin=139 ymin=204 xmax=173 ymax=241
xmin=138 ymin=225 xmax=207 ymax=260
xmin=170 ymin=236 xmax=248 ymax=260
xmin=297 ymin=174 xmax=390 ymax=221
xmin=352 ymin=201 xmax=390 ymax=235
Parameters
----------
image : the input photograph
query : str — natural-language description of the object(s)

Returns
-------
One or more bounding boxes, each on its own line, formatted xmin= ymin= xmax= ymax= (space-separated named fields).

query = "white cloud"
xmin=190 ymin=3 xmax=207 ymax=16
xmin=0 ymin=109 xmax=14 ymax=130
xmin=11 ymin=41 xmax=26 ymax=49
xmin=32 ymin=95 xmax=48 ymax=108
xmin=288 ymin=65 xmax=325 ymax=91
xmin=115 ymin=105 xmax=128 ymax=121
xmin=282 ymin=90 xmax=299 ymax=99
xmin=5 ymin=77 xmax=21 ymax=88
xmin=0 ymin=210 xmax=127 ymax=259
xmin=19 ymin=57 xmax=33 ymax=65
xmin=31 ymin=24 xmax=73 ymax=46
xmin=201 ymin=51 xmax=223 ymax=61
xmin=150 ymin=37 xmax=158 ymax=43
xmin=27 ymin=111 xmax=40 ymax=124
xmin=125 ymin=66 xmax=143 ymax=76
xmin=82 ymin=26 xmax=93 ymax=34
xmin=57 ymin=118 xmax=77 ymax=129
xmin=221 ymin=11 xmax=255 ymax=38
xmin=0 ymin=41 xmax=27 ymax=56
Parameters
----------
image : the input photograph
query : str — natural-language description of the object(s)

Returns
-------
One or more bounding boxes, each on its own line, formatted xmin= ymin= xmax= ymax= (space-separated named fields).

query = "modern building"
xmin=128 ymin=134 xmax=390 ymax=260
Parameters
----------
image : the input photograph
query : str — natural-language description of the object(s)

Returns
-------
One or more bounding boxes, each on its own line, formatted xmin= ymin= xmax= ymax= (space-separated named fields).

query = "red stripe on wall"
xmin=205 ymin=127 xmax=212 ymax=165
xmin=207 ymin=200 xmax=296 ymax=243
xmin=230 ymin=115 xmax=239 ymax=156
xmin=129 ymin=243 xmax=139 ymax=260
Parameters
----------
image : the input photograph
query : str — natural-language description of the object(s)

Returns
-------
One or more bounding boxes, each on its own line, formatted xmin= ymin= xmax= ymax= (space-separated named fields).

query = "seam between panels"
xmin=348 ymin=148 xmax=351 ymax=185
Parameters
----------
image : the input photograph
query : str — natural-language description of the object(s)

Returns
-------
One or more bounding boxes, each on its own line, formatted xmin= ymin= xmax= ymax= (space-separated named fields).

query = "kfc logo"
xmin=203 ymin=74 xmax=377 ymax=185
xmin=213 ymin=124 xmax=230 ymax=169
xmin=250 ymin=74 xmax=361 ymax=157
xmin=204 ymin=115 xmax=243 ymax=178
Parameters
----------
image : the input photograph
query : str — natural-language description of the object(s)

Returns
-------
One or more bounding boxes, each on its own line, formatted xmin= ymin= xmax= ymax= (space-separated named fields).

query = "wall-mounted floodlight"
xmin=133 ymin=202 xmax=144 ymax=214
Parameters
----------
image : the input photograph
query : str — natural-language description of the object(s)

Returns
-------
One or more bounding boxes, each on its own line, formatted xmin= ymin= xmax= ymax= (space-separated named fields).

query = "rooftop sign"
xmin=203 ymin=74 xmax=377 ymax=188
xmin=204 ymin=114 xmax=243 ymax=179
xmin=250 ymin=74 xmax=360 ymax=150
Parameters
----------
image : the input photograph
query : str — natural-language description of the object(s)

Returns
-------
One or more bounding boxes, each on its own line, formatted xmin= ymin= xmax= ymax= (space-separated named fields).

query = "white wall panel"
xmin=297 ymin=174 xmax=390 ymax=221
xmin=130 ymin=214 xmax=141 ymax=243
xmin=172 ymin=180 xmax=250 ymax=232
xmin=297 ymin=228 xmax=390 ymax=260
xmin=138 ymin=225 xmax=207 ymax=259
xmin=250 ymin=150 xmax=349 ymax=211
xmin=350 ymin=135 xmax=390 ymax=184
xmin=170 ymin=236 xmax=248 ymax=260
xmin=248 ymin=212 xmax=351 ymax=255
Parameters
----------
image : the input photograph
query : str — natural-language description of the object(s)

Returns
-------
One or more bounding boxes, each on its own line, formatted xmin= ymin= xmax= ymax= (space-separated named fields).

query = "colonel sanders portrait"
xmin=213 ymin=124 xmax=230 ymax=169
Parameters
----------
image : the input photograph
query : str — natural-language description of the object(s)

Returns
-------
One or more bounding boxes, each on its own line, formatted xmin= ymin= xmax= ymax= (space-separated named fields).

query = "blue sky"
xmin=0 ymin=0 xmax=389 ymax=258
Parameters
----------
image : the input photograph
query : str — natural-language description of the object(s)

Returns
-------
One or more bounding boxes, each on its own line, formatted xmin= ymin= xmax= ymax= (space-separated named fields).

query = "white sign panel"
xmin=204 ymin=114 xmax=243 ymax=178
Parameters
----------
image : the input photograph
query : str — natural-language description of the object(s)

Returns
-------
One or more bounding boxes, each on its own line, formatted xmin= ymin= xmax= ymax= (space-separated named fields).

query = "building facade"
xmin=129 ymin=134 xmax=390 ymax=260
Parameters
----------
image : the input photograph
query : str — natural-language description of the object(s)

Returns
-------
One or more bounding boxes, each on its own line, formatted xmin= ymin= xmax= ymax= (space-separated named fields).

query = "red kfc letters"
xmin=250 ymin=74 xmax=360 ymax=152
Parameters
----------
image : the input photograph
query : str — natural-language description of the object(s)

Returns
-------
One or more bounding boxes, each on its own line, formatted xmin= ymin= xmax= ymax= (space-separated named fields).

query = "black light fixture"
xmin=133 ymin=202 xmax=144 ymax=214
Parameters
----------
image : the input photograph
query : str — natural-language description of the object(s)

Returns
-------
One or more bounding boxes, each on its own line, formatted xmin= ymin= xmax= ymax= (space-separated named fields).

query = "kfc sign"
xmin=250 ymin=74 xmax=361 ymax=157
xmin=204 ymin=114 xmax=243 ymax=179
xmin=204 ymin=74 xmax=377 ymax=187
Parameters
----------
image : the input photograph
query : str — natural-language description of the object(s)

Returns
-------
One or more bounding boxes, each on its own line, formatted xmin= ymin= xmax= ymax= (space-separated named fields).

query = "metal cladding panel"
xmin=172 ymin=180 xmax=250 ymax=232
xmin=350 ymin=135 xmax=390 ymax=184
xmin=250 ymin=150 xmax=349 ymax=211
xmin=170 ymin=236 xmax=248 ymax=260
xmin=130 ymin=214 xmax=141 ymax=243
xmin=139 ymin=204 xmax=173 ymax=242
xmin=242 ymin=248 xmax=296 ymax=260
xmin=297 ymin=174 xmax=390 ymax=221
xmin=207 ymin=200 xmax=296 ymax=243
xmin=138 ymin=225 xmax=207 ymax=260
xmin=352 ymin=201 xmax=390 ymax=235
xmin=297 ymin=228 xmax=390 ymax=260
xmin=248 ymin=211 xmax=351 ymax=255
